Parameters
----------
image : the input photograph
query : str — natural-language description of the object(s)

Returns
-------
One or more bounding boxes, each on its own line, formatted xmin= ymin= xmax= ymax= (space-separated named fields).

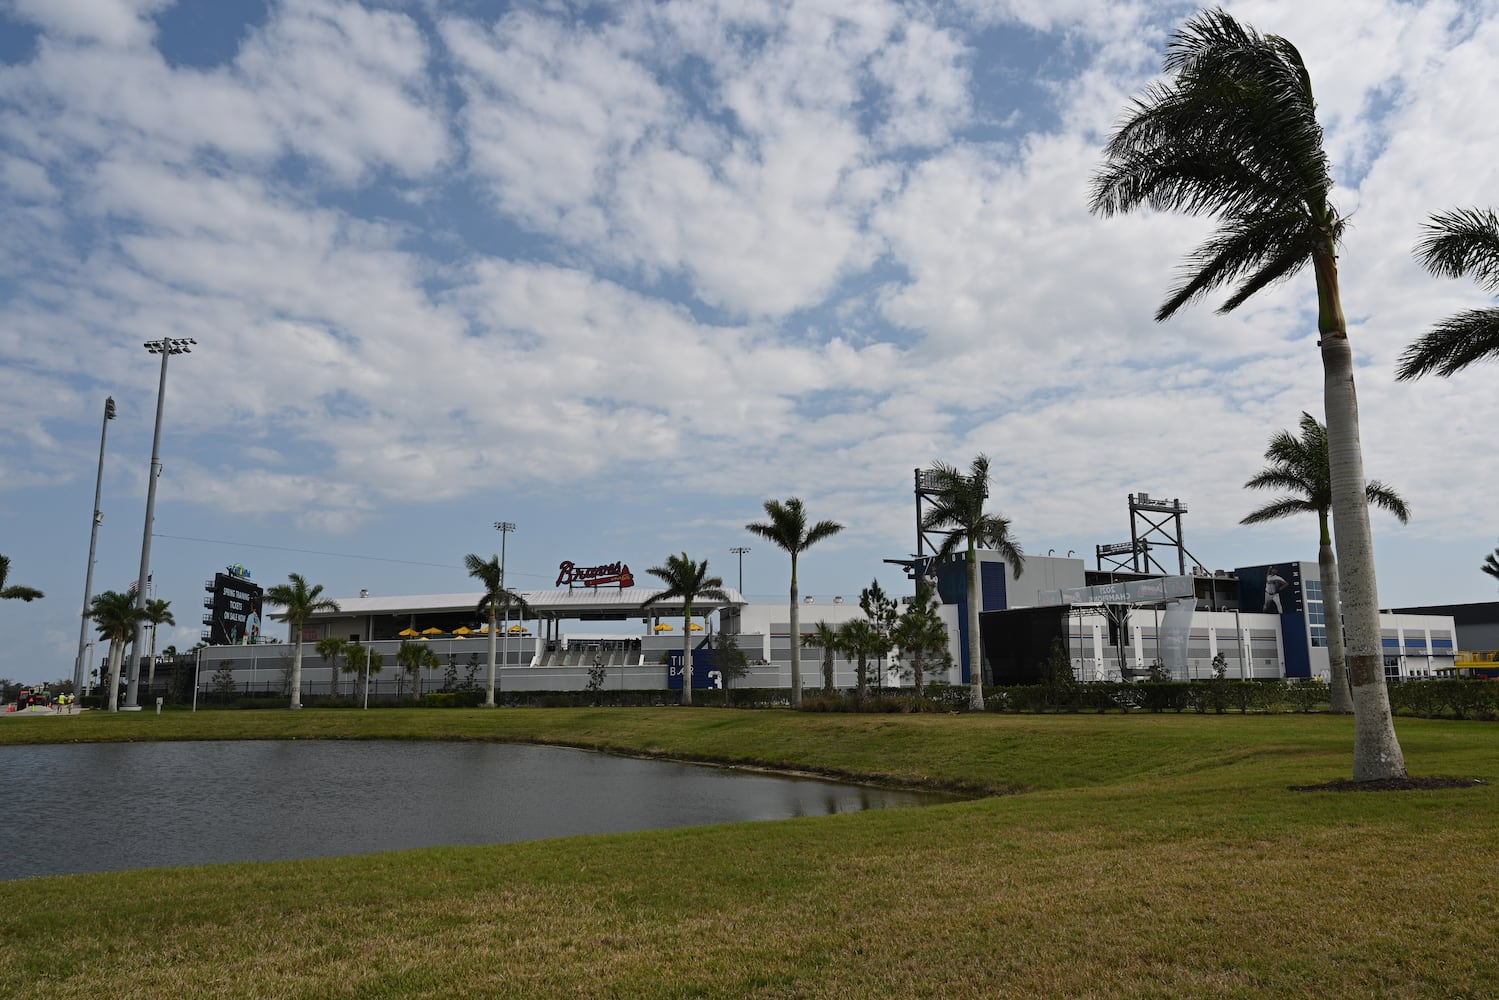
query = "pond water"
xmin=0 ymin=741 xmax=950 ymax=881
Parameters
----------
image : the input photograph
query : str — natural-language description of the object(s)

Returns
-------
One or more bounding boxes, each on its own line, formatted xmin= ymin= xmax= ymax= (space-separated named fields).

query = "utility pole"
xmin=494 ymin=521 xmax=515 ymax=689
xmin=127 ymin=338 xmax=194 ymax=710
xmin=75 ymin=396 xmax=115 ymax=697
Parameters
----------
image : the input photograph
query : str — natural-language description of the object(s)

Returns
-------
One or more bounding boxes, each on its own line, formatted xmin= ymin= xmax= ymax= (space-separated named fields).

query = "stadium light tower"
xmin=730 ymin=546 xmax=750 ymax=594
xmin=125 ymin=338 xmax=194 ymax=710
xmin=494 ymin=521 xmax=515 ymax=687
xmin=74 ymin=396 xmax=116 ymax=697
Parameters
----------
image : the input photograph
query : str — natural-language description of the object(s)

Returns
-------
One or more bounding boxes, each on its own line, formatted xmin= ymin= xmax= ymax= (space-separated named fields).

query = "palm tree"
xmin=0 ymin=554 xmax=44 ymax=601
xmin=1483 ymin=546 xmax=1499 ymax=590
xmin=465 ymin=553 xmax=532 ymax=708
xmin=920 ymin=455 xmax=1025 ymax=711
xmin=891 ymin=582 xmax=950 ymax=700
xmin=745 ymin=498 xmax=844 ymax=709
xmin=1397 ymin=208 xmax=1499 ymax=379
xmin=642 ymin=552 xmax=727 ymax=707
xmin=837 ymin=618 xmax=881 ymax=705
xmin=1242 ymin=413 xmax=1410 ymax=714
xmin=805 ymin=621 xmax=842 ymax=694
xmin=1090 ymin=8 xmax=1407 ymax=780
xmin=316 ymin=636 xmax=348 ymax=697
xmin=90 ymin=590 xmax=146 ymax=712
xmin=143 ymin=598 xmax=175 ymax=690
xmin=264 ymin=573 xmax=340 ymax=710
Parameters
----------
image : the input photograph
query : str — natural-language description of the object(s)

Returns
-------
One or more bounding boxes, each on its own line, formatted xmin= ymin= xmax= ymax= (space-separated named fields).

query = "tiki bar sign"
xmin=556 ymin=560 xmax=635 ymax=589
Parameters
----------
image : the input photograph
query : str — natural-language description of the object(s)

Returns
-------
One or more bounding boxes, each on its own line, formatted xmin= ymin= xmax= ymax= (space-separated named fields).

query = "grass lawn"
xmin=1 ymin=708 xmax=1494 ymax=998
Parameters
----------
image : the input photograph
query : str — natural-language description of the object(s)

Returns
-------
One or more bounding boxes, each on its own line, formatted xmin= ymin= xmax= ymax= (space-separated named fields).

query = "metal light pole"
xmin=494 ymin=521 xmax=515 ymax=693
xmin=730 ymin=546 xmax=749 ymax=594
xmin=126 ymin=337 xmax=194 ymax=710
xmin=75 ymin=396 xmax=116 ymax=697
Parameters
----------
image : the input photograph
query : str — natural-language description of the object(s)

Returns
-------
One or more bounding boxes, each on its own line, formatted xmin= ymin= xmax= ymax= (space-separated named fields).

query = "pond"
xmin=1 ymin=741 xmax=951 ymax=880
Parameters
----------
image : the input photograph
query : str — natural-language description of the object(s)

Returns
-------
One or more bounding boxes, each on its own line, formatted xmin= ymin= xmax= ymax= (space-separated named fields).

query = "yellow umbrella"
xmin=398 ymin=627 xmax=420 ymax=637
xmin=452 ymin=626 xmax=474 ymax=636
xmin=689 ymin=622 xmax=704 ymax=631
xmin=654 ymin=623 xmax=674 ymax=632
xmin=422 ymin=627 xmax=445 ymax=636
xmin=507 ymin=624 xmax=528 ymax=633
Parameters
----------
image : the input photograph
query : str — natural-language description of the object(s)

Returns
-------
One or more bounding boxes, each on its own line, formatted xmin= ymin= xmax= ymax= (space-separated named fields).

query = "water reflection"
xmin=0 ymin=741 xmax=950 ymax=880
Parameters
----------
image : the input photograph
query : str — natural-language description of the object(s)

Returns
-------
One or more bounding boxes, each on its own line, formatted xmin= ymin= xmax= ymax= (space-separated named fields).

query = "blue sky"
xmin=3 ymin=0 xmax=1497 ymax=685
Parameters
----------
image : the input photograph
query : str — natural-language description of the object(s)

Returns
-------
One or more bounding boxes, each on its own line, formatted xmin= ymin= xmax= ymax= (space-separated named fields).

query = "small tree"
xmin=211 ymin=660 xmax=237 ymax=699
xmin=1039 ymin=637 xmax=1078 ymax=709
xmin=713 ymin=633 xmax=750 ymax=706
xmin=891 ymin=583 xmax=951 ymax=700
xmin=859 ymin=578 xmax=898 ymax=694
xmin=805 ymin=621 xmax=841 ymax=694
xmin=1484 ymin=545 xmax=1499 ymax=591
xmin=316 ymin=636 xmax=348 ymax=697
xmin=838 ymin=618 xmax=881 ymax=706
xmin=586 ymin=657 xmax=608 ymax=699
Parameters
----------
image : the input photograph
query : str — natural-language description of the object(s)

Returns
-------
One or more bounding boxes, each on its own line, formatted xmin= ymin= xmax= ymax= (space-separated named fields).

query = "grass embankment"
xmin=2 ymin=709 xmax=1494 ymax=998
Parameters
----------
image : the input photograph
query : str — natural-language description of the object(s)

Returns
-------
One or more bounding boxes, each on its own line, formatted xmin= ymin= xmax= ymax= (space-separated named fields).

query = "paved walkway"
xmin=2 ymin=705 xmax=87 ymax=719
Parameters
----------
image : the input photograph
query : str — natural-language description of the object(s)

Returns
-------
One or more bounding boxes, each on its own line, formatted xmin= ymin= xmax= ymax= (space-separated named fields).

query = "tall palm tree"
xmin=90 ymin=590 xmax=145 ymax=712
xmin=316 ymin=636 xmax=348 ymax=697
xmin=1397 ymin=208 xmax=1499 ymax=379
xmin=143 ymin=598 xmax=175 ymax=689
xmin=0 ymin=554 xmax=44 ymax=601
xmin=465 ymin=553 xmax=531 ymax=708
xmin=1242 ymin=413 xmax=1410 ymax=713
xmin=805 ymin=621 xmax=842 ymax=694
xmin=642 ymin=552 xmax=727 ymax=707
xmin=1090 ymin=8 xmax=1407 ymax=780
xmin=920 ymin=455 xmax=1025 ymax=711
xmin=745 ymin=498 xmax=844 ymax=709
xmin=264 ymin=573 xmax=340 ymax=710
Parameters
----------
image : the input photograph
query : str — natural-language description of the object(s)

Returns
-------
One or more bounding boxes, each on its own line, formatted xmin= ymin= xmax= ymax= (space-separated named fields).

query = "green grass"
xmin=2 ymin=709 xmax=1495 ymax=998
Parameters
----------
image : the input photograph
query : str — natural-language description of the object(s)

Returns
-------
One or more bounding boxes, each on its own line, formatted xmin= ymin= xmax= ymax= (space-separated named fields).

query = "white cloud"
xmin=7 ymin=0 xmax=172 ymax=47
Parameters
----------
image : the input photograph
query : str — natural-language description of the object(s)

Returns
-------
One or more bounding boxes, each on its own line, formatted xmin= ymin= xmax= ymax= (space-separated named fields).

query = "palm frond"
xmin=1394 ymin=308 xmax=1499 ymax=379
xmin=1240 ymin=496 xmax=1316 ymax=525
xmin=1364 ymin=481 xmax=1411 ymax=524
xmin=1415 ymin=208 xmax=1499 ymax=288
xmin=1484 ymin=548 xmax=1499 ymax=583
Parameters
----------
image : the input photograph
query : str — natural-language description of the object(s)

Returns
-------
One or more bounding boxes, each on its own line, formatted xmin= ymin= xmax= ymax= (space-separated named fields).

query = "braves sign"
xmin=555 ymin=560 xmax=635 ymax=589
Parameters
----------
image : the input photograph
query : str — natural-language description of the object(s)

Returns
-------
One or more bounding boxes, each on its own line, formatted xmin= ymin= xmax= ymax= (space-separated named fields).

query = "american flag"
xmin=128 ymin=574 xmax=152 ymax=596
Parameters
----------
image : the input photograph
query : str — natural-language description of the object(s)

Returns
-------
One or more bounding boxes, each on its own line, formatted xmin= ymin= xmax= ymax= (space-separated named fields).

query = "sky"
xmin=2 ymin=0 xmax=1497 ymax=686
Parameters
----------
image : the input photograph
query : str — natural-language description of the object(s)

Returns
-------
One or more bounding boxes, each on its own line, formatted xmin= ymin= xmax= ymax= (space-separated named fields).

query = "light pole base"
xmin=120 ymin=706 xmax=144 ymax=712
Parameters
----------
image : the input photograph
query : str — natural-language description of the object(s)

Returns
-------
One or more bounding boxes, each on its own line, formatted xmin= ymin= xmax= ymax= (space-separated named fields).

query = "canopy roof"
xmin=286 ymin=587 xmax=747 ymax=623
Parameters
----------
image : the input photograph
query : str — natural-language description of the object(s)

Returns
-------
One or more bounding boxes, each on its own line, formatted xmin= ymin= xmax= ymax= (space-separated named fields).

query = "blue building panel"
xmin=1280 ymin=611 xmax=1311 ymax=678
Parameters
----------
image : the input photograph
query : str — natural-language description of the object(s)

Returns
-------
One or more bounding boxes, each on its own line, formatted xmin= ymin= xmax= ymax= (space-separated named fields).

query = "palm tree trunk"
xmin=788 ymin=560 xmax=802 ymax=710
xmin=1317 ymin=252 xmax=1406 ymax=779
xmin=106 ymin=641 xmax=122 ymax=712
xmin=485 ymin=607 xmax=498 ymax=707
xmin=681 ymin=605 xmax=694 ymax=706
xmin=289 ymin=635 xmax=304 ymax=709
xmin=1318 ymin=511 xmax=1354 ymax=715
xmin=147 ymin=628 xmax=157 ymax=689
xmin=967 ymin=542 xmax=985 ymax=711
